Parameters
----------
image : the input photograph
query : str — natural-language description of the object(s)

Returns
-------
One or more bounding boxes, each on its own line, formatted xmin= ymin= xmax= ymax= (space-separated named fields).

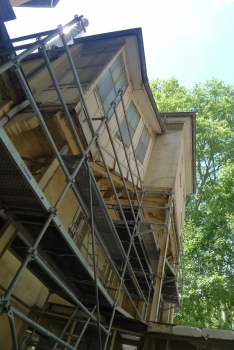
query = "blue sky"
xmin=6 ymin=0 xmax=234 ymax=88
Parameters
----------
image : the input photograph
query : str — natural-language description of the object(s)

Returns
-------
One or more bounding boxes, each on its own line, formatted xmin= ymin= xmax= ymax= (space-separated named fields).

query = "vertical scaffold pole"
xmin=119 ymin=91 xmax=144 ymax=191
xmin=88 ymin=164 xmax=103 ymax=350
xmin=52 ymin=305 xmax=79 ymax=350
xmin=2 ymin=213 xmax=54 ymax=304
xmin=74 ymin=305 xmax=96 ymax=348
xmin=24 ymin=290 xmax=52 ymax=350
xmin=7 ymin=309 xmax=19 ymax=350
xmin=149 ymin=193 xmax=174 ymax=322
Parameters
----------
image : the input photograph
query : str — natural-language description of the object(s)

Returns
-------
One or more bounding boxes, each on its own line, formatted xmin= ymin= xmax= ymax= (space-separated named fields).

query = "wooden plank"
xmin=54 ymin=111 xmax=80 ymax=155
xmin=90 ymin=162 xmax=135 ymax=192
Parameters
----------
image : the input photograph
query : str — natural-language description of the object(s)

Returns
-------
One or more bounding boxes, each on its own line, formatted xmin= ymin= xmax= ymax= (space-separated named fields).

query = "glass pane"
xmin=123 ymin=132 xmax=130 ymax=146
xmin=115 ymin=73 xmax=127 ymax=94
xmin=127 ymin=103 xmax=140 ymax=132
xmin=130 ymin=113 xmax=140 ymax=130
xmin=135 ymin=126 xmax=151 ymax=164
xmin=97 ymin=69 xmax=110 ymax=90
xmin=144 ymin=131 xmax=151 ymax=147
xmin=116 ymin=101 xmax=140 ymax=147
xmin=135 ymin=142 xmax=141 ymax=160
xmin=121 ymin=69 xmax=128 ymax=91
xmin=120 ymin=118 xmax=127 ymax=135
xmin=119 ymin=119 xmax=127 ymax=140
xmin=103 ymin=88 xmax=116 ymax=114
xmin=141 ymin=126 xmax=147 ymax=141
xmin=119 ymin=118 xmax=131 ymax=146
xmin=110 ymin=55 xmax=121 ymax=72
xmin=96 ymin=54 xmax=128 ymax=117
xmin=99 ymin=76 xmax=113 ymax=103
xmin=143 ymin=127 xmax=150 ymax=147
xmin=112 ymin=63 xmax=122 ymax=83
xmin=140 ymin=143 xmax=144 ymax=159
xmin=135 ymin=142 xmax=144 ymax=163
xmin=127 ymin=102 xmax=135 ymax=118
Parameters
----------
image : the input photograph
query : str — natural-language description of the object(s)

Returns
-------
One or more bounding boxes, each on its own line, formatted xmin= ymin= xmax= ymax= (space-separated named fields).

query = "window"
xmin=135 ymin=126 xmax=151 ymax=164
xmin=116 ymin=101 xmax=140 ymax=147
xmin=96 ymin=54 xmax=128 ymax=116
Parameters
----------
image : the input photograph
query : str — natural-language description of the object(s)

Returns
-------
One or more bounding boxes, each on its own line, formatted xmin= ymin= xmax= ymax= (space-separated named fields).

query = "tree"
xmin=150 ymin=78 xmax=234 ymax=328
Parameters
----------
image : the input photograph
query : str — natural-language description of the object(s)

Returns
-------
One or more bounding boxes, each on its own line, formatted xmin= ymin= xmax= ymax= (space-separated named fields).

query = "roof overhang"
xmin=12 ymin=0 xmax=60 ymax=8
xmin=73 ymin=28 xmax=164 ymax=134
xmin=163 ymin=112 xmax=196 ymax=195
xmin=0 ymin=0 xmax=16 ymax=22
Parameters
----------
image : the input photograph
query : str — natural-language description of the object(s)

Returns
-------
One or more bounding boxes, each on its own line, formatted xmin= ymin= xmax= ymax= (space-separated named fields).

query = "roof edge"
xmin=74 ymin=28 xmax=165 ymax=133
xmin=160 ymin=112 xmax=196 ymax=194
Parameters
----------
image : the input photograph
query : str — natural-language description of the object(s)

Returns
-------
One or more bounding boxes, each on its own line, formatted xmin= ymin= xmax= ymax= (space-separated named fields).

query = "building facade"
xmin=0 ymin=16 xmax=196 ymax=350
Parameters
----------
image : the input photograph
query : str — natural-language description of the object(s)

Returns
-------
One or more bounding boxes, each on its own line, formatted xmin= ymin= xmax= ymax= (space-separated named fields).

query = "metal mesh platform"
xmin=62 ymin=155 xmax=125 ymax=260
xmin=0 ymin=130 xmax=123 ymax=310
xmin=0 ymin=140 xmax=43 ymax=211
xmin=140 ymin=223 xmax=160 ymax=274
xmin=162 ymin=260 xmax=180 ymax=305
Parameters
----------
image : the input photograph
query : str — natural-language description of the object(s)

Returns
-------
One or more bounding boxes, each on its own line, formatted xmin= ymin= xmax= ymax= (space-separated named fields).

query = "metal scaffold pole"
xmin=119 ymin=90 xmax=144 ymax=191
xmin=11 ymin=307 xmax=77 ymax=350
xmin=88 ymin=164 xmax=103 ymax=350
xmin=24 ymin=290 xmax=52 ymax=350
xmin=7 ymin=309 xmax=19 ymax=350
xmin=111 ymin=101 xmax=142 ymax=206
xmin=52 ymin=305 xmax=79 ymax=350
xmin=149 ymin=193 xmax=174 ymax=322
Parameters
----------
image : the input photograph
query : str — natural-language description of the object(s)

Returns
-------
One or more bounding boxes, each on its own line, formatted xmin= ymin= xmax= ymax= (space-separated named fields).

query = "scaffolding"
xmin=0 ymin=15 xmax=182 ymax=350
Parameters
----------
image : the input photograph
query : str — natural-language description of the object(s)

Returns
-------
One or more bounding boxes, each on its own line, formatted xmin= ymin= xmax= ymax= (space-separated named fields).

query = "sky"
xmin=5 ymin=0 xmax=234 ymax=88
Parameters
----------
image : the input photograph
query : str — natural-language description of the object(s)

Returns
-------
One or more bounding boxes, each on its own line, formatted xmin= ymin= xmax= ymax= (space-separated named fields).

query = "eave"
xmin=162 ymin=112 xmax=196 ymax=195
xmin=73 ymin=28 xmax=164 ymax=134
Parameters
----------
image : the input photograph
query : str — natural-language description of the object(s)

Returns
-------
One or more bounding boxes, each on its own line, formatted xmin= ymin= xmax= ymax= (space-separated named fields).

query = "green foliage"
xmin=150 ymin=78 xmax=234 ymax=328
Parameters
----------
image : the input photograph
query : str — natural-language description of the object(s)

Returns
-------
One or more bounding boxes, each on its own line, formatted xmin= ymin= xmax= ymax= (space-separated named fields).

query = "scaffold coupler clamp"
xmin=74 ymin=14 xmax=84 ymax=22
xmin=110 ymin=101 xmax=117 ymax=108
xmin=69 ymin=178 xmax=76 ymax=188
xmin=49 ymin=207 xmax=58 ymax=216
xmin=8 ymin=54 xmax=20 ymax=70
xmin=117 ymin=88 xmax=124 ymax=96
xmin=27 ymin=247 xmax=37 ymax=261
xmin=37 ymin=38 xmax=45 ymax=53
xmin=0 ymin=296 xmax=10 ymax=314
